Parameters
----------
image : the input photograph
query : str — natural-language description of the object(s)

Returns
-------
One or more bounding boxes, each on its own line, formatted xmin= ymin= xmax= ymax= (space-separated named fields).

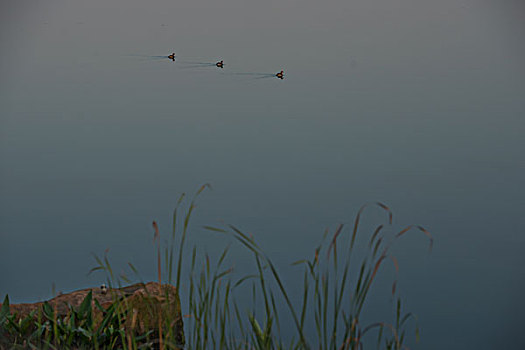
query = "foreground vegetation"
xmin=1 ymin=185 xmax=432 ymax=349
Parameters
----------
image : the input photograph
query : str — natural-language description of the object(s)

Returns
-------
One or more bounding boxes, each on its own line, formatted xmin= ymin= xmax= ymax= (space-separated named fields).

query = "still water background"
xmin=1 ymin=0 xmax=524 ymax=348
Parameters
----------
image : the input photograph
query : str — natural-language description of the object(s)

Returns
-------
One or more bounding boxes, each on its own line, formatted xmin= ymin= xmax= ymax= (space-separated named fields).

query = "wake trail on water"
xmin=226 ymin=72 xmax=274 ymax=76
xmin=124 ymin=54 xmax=171 ymax=59
xmin=251 ymin=75 xmax=276 ymax=80
xmin=178 ymin=61 xmax=216 ymax=65
xmin=176 ymin=61 xmax=218 ymax=69
xmin=123 ymin=54 xmax=175 ymax=63
xmin=178 ymin=65 xmax=217 ymax=70
xmin=223 ymin=72 xmax=279 ymax=80
xmin=122 ymin=56 xmax=281 ymax=79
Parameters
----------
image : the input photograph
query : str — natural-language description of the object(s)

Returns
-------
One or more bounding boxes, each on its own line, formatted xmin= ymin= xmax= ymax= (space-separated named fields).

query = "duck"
xmin=216 ymin=60 xmax=224 ymax=68
xmin=168 ymin=53 xmax=176 ymax=61
xmin=276 ymin=70 xmax=284 ymax=79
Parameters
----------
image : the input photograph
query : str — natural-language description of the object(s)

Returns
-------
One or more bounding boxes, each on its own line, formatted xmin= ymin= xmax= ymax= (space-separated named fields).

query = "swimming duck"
xmin=216 ymin=60 xmax=224 ymax=68
xmin=168 ymin=53 xmax=175 ymax=61
xmin=276 ymin=70 xmax=284 ymax=79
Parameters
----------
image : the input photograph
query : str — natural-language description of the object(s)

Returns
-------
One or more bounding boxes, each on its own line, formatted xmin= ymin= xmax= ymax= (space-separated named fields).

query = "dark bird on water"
xmin=276 ymin=70 xmax=284 ymax=79
xmin=168 ymin=53 xmax=176 ymax=61
xmin=216 ymin=60 xmax=224 ymax=68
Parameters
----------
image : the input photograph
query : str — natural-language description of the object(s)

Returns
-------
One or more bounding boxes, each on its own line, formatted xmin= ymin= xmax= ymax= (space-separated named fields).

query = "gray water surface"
xmin=1 ymin=0 xmax=524 ymax=348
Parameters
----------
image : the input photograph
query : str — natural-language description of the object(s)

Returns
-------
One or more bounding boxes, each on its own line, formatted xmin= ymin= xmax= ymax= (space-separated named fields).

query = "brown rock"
xmin=1 ymin=282 xmax=184 ymax=348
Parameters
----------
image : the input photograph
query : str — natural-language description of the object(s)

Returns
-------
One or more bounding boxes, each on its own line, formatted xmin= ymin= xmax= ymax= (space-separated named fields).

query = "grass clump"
xmin=0 ymin=291 xmax=155 ymax=349
xmin=1 ymin=185 xmax=432 ymax=349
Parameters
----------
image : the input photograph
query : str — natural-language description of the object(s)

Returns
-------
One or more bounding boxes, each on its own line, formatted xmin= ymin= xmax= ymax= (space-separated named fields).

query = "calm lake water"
xmin=1 ymin=0 xmax=524 ymax=348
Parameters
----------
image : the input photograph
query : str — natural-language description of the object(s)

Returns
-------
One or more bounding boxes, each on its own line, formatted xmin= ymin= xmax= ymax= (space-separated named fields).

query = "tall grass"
xmin=155 ymin=185 xmax=432 ymax=349
xmin=0 ymin=185 xmax=432 ymax=349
